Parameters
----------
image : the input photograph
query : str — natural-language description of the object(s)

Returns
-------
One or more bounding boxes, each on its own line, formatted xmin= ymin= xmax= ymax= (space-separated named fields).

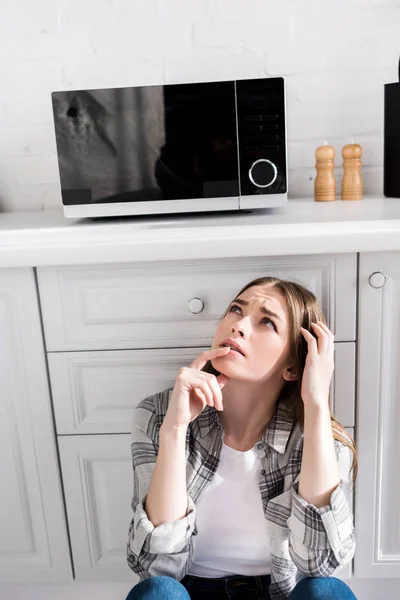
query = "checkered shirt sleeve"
xmin=286 ymin=440 xmax=356 ymax=576
xmin=126 ymin=393 xmax=197 ymax=581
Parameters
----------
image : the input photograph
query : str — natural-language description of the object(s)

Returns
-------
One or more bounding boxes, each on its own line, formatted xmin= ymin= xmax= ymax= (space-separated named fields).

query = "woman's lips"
xmin=220 ymin=347 xmax=244 ymax=357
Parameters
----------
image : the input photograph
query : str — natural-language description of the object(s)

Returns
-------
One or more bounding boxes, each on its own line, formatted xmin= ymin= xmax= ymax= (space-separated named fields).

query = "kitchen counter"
xmin=1 ymin=195 xmax=400 ymax=267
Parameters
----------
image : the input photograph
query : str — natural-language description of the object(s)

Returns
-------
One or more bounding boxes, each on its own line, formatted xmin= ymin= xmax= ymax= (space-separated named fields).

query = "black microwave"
xmin=51 ymin=77 xmax=287 ymax=219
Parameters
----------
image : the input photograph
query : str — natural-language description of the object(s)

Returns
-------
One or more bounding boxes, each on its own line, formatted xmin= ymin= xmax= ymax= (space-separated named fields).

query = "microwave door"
xmin=52 ymin=81 xmax=242 ymax=214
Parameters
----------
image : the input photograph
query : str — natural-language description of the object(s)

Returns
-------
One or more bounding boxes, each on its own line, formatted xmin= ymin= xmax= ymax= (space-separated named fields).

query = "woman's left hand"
xmin=300 ymin=321 xmax=335 ymax=408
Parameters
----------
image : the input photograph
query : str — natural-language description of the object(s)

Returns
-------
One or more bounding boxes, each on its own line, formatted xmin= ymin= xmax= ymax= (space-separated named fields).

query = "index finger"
xmin=190 ymin=346 xmax=230 ymax=371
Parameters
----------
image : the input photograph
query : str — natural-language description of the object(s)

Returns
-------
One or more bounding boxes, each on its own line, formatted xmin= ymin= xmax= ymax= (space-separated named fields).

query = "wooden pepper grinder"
xmin=341 ymin=143 xmax=363 ymax=200
xmin=314 ymin=144 xmax=336 ymax=202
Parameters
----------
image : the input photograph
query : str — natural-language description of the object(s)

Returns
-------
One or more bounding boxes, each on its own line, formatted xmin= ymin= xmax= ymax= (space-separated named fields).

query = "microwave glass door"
xmin=51 ymin=81 xmax=240 ymax=206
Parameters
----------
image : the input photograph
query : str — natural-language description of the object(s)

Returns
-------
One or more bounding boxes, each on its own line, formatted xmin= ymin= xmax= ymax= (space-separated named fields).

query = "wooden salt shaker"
xmin=341 ymin=143 xmax=363 ymax=200
xmin=314 ymin=145 xmax=336 ymax=202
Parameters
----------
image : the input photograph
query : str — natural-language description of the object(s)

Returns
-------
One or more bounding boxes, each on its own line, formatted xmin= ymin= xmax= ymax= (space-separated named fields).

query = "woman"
xmin=125 ymin=276 xmax=358 ymax=600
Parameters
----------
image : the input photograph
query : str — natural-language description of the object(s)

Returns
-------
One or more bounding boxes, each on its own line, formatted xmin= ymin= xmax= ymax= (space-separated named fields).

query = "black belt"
xmin=181 ymin=573 xmax=271 ymax=596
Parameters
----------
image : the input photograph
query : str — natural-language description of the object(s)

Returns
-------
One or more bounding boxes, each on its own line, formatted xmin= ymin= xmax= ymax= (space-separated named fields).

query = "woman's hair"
xmin=201 ymin=276 xmax=358 ymax=482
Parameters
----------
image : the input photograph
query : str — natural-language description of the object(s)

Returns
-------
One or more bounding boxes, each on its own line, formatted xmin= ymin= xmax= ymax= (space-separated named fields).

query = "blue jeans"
xmin=125 ymin=574 xmax=357 ymax=599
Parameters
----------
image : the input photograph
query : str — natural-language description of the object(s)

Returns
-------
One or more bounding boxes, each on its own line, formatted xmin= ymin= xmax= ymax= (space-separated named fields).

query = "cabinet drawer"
xmin=37 ymin=254 xmax=356 ymax=351
xmin=49 ymin=348 xmax=191 ymax=434
xmin=49 ymin=343 xmax=355 ymax=435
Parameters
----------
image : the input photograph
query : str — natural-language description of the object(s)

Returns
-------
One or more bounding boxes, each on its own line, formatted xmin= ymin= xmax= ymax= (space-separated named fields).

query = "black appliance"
xmin=51 ymin=77 xmax=287 ymax=218
xmin=384 ymin=59 xmax=400 ymax=198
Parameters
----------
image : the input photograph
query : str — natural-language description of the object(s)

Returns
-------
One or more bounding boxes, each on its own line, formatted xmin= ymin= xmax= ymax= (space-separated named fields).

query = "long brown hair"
xmin=201 ymin=276 xmax=358 ymax=482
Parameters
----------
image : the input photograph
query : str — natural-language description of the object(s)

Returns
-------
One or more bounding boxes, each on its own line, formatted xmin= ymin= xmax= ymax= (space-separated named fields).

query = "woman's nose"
xmin=232 ymin=317 xmax=250 ymax=336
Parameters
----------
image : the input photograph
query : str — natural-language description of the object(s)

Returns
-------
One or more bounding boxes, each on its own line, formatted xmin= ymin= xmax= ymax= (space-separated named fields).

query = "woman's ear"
xmin=282 ymin=364 xmax=298 ymax=382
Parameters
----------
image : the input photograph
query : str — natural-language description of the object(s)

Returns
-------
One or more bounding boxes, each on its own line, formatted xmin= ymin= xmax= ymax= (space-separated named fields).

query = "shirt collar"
xmin=262 ymin=399 xmax=295 ymax=454
xmin=197 ymin=398 xmax=295 ymax=455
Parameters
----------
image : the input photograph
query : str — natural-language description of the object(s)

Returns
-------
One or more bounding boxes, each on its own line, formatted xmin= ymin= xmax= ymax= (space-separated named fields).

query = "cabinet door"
xmin=354 ymin=251 xmax=400 ymax=577
xmin=0 ymin=269 xmax=71 ymax=582
xmin=58 ymin=434 xmax=136 ymax=581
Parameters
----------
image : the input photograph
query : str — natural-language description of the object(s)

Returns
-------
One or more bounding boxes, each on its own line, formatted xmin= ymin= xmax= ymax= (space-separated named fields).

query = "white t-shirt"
xmin=188 ymin=442 xmax=272 ymax=578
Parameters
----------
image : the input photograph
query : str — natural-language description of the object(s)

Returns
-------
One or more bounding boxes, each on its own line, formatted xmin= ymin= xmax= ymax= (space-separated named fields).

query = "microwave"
xmin=51 ymin=77 xmax=287 ymax=219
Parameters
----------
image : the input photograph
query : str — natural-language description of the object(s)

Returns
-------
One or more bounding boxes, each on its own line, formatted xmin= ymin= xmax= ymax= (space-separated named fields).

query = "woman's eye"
xmin=262 ymin=317 xmax=277 ymax=331
xmin=229 ymin=305 xmax=276 ymax=331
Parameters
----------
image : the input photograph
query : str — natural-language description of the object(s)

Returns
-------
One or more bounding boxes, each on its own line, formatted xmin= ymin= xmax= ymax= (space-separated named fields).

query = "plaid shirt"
xmin=127 ymin=388 xmax=356 ymax=600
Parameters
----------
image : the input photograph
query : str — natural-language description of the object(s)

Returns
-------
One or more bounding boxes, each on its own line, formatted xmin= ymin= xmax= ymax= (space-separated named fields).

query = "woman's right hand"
xmin=162 ymin=346 xmax=231 ymax=432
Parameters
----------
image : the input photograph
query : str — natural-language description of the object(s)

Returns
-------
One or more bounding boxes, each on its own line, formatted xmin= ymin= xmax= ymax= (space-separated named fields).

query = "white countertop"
xmin=1 ymin=196 xmax=400 ymax=267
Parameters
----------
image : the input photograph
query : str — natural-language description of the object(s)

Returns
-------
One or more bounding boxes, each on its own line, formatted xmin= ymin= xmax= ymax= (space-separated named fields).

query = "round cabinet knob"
xmin=249 ymin=159 xmax=278 ymax=188
xmin=187 ymin=297 xmax=205 ymax=314
xmin=369 ymin=272 xmax=386 ymax=289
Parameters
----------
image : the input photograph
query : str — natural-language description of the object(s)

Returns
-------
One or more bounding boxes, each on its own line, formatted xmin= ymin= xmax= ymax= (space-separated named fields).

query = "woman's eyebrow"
xmin=232 ymin=298 xmax=284 ymax=323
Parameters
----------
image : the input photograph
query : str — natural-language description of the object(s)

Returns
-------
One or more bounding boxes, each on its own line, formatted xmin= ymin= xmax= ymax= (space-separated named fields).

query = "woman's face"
xmin=211 ymin=285 xmax=295 ymax=383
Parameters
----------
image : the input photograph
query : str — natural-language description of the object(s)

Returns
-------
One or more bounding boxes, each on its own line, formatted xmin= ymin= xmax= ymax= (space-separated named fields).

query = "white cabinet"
xmin=0 ymin=269 xmax=71 ymax=582
xmin=354 ymin=251 xmax=400 ymax=578
xmin=38 ymin=254 xmax=357 ymax=581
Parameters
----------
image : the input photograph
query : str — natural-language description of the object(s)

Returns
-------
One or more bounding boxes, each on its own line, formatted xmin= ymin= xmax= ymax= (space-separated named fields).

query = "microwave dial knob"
xmin=249 ymin=159 xmax=278 ymax=188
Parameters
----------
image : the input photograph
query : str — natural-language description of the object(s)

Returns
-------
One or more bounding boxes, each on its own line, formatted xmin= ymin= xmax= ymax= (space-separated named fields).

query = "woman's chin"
xmin=211 ymin=356 xmax=228 ymax=372
xmin=212 ymin=356 xmax=241 ymax=374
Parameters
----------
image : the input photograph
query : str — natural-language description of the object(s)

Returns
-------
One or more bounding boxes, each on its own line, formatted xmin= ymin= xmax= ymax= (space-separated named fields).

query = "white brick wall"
xmin=0 ymin=0 xmax=398 ymax=211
